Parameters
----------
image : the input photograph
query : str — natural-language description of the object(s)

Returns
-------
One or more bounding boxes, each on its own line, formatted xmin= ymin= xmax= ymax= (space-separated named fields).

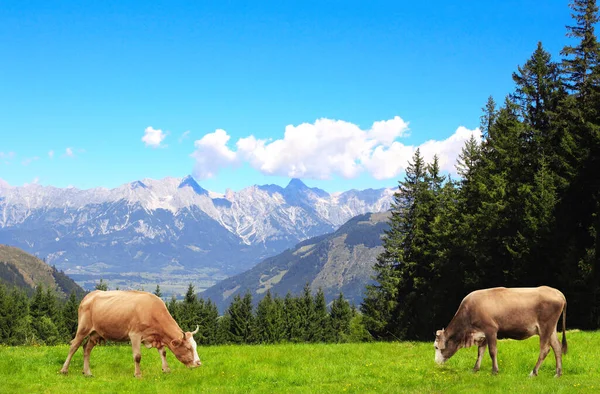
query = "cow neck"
xmin=163 ymin=317 xmax=186 ymax=344
xmin=445 ymin=305 xmax=468 ymax=342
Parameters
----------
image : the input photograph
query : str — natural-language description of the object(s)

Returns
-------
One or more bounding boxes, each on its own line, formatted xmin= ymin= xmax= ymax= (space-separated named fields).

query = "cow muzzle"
xmin=188 ymin=360 xmax=202 ymax=368
xmin=435 ymin=349 xmax=446 ymax=365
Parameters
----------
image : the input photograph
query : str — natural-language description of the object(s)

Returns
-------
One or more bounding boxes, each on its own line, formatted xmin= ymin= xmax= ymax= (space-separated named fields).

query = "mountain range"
xmin=0 ymin=177 xmax=393 ymax=296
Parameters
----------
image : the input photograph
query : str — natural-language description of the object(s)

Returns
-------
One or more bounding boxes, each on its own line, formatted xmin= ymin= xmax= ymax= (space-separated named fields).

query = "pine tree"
xmin=283 ymin=292 xmax=302 ymax=342
xmin=254 ymin=290 xmax=285 ymax=344
xmin=61 ymin=291 xmax=79 ymax=341
xmin=298 ymin=283 xmax=315 ymax=342
xmin=329 ymin=293 xmax=352 ymax=342
xmin=153 ymin=284 xmax=163 ymax=298
xmin=95 ymin=279 xmax=108 ymax=291
xmin=179 ymin=283 xmax=200 ymax=332
xmin=311 ymin=288 xmax=328 ymax=342
xmin=227 ymin=292 xmax=254 ymax=344
xmin=561 ymin=0 xmax=600 ymax=103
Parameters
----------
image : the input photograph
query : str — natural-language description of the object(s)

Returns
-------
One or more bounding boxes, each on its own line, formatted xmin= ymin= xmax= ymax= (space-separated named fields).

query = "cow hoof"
xmin=554 ymin=373 xmax=562 ymax=378
xmin=529 ymin=371 xmax=537 ymax=378
xmin=82 ymin=372 xmax=93 ymax=378
xmin=134 ymin=373 xmax=142 ymax=379
xmin=162 ymin=368 xmax=171 ymax=373
xmin=59 ymin=369 xmax=68 ymax=375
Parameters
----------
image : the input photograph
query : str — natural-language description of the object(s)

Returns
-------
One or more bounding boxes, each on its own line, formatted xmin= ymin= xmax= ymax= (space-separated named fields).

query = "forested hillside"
xmin=362 ymin=0 xmax=600 ymax=340
xmin=0 ymin=245 xmax=84 ymax=298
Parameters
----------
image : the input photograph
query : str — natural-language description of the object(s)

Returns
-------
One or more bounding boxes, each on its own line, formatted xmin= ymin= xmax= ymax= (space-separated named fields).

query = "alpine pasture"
xmin=1 ymin=330 xmax=598 ymax=393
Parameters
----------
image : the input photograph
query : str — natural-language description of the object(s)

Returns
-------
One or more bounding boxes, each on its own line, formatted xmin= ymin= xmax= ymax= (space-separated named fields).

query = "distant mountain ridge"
xmin=0 ymin=244 xmax=85 ymax=297
xmin=202 ymin=211 xmax=391 ymax=312
xmin=0 ymin=177 xmax=394 ymax=295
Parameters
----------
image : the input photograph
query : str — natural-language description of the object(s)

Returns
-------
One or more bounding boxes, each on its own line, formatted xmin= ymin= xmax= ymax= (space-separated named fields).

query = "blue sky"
xmin=0 ymin=1 xmax=573 ymax=193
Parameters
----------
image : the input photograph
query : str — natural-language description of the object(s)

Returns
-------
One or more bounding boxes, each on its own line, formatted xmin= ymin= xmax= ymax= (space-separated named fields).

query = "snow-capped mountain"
xmin=0 ymin=176 xmax=394 ymax=295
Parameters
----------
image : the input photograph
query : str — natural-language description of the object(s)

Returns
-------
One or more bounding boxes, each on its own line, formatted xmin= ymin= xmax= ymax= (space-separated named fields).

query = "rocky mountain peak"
xmin=178 ymin=175 xmax=208 ymax=196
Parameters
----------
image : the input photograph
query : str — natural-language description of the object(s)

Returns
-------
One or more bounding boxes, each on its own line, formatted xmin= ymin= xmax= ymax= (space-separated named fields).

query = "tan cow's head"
xmin=169 ymin=326 xmax=202 ymax=368
xmin=434 ymin=328 xmax=486 ymax=365
xmin=434 ymin=329 xmax=459 ymax=364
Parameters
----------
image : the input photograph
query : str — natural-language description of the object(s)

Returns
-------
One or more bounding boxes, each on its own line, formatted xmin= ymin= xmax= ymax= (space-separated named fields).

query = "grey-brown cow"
xmin=434 ymin=286 xmax=567 ymax=377
xmin=60 ymin=290 xmax=202 ymax=377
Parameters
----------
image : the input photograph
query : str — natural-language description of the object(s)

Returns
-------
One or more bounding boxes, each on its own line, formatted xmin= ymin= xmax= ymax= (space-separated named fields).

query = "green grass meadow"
xmin=0 ymin=330 xmax=598 ymax=393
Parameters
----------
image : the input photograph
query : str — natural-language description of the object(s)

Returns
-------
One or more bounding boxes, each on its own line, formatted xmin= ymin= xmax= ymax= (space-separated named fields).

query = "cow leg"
xmin=157 ymin=346 xmax=171 ymax=373
xmin=530 ymin=331 xmax=552 ymax=377
xmin=60 ymin=320 xmax=92 ymax=374
xmin=549 ymin=331 xmax=563 ymax=378
xmin=130 ymin=334 xmax=143 ymax=378
xmin=473 ymin=339 xmax=487 ymax=372
xmin=82 ymin=332 xmax=101 ymax=376
xmin=487 ymin=333 xmax=499 ymax=374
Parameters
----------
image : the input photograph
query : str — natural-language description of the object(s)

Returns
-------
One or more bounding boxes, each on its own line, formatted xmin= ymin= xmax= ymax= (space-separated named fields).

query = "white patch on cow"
xmin=188 ymin=336 xmax=201 ymax=365
xmin=435 ymin=347 xmax=446 ymax=365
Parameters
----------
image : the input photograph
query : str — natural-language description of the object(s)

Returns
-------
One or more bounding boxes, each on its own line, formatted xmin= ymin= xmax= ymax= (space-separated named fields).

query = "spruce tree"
xmin=311 ymin=288 xmax=328 ymax=342
xmin=61 ymin=291 xmax=79 ymax=341
xmin=283 ymin=292 xmax=302 ymax=342
xmin=153 ymin=284 xmax=163 ymax=298
xmin=329 ymin=293 xmax=352 ymax=342
xmin=227 ymin=292 xmax=254 ymax=344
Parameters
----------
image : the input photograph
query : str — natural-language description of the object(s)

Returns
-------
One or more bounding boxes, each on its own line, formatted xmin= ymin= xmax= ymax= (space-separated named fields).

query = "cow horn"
xmin=191 ymin=325 xmax=199 ymax=335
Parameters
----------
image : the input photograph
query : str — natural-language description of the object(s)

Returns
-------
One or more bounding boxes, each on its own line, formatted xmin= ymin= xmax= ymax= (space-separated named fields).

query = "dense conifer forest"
xmin=362 ymin=0 xmax=600 ymax=340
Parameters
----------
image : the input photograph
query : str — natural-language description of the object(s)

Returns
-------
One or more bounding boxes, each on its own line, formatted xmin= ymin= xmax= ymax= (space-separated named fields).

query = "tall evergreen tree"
xmin=254 ymin=290 xmax=285 ymax=344
xmin=61 ymin=291 xmax=80 ymax=341
xmin=153 ymin=284 xmax=163 ymax=298
xmin=329 ymin=293 xmax=352 ymax=342
xmin=298 ymin=283 xmax=315 ymax=342
xmin=311 ymin=288 xmax=329 ymax=342
xmin=227 ymin=292 xmax=254 ymax=344
xmin=283 ymin=292 xmax=302 ymax=342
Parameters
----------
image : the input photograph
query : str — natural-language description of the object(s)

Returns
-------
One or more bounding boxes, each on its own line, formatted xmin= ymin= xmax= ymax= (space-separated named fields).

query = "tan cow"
xmin=434 ymin=286 xmax=567 ymax=377
xmin=60 ymin=290 xmax=202 ymax=377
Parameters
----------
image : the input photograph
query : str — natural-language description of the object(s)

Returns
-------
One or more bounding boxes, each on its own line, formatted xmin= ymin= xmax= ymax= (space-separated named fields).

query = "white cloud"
xmin=48 ymin=150 xmax=54 ymax=159
xmin=22 ymin=156 xmax=40 ymax=166
xmin=179 ymin=130 xmax=191 ymax=143
xmin=142 ymin=126 xmax=167 ymax=148
xmin=191 ymin=129 xmax=238 ymax=179
xmin=190 ymin=117 xmax=481 ymax=181
xmin=65 ymin=147 xmax=74 ymax=157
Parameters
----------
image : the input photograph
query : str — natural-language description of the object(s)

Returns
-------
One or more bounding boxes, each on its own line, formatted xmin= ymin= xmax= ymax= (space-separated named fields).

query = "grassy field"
xmin=0 ymin=330 xmax=598 ymax=393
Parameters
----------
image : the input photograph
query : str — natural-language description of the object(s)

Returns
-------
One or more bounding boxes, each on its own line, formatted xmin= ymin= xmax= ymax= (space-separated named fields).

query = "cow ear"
xmin=171 ymin=339 xmax=182 ymax=348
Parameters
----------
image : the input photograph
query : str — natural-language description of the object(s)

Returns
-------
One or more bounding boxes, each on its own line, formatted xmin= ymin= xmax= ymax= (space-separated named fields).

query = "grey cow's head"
xmin=433 ymin=329 xmax=460 ymax=364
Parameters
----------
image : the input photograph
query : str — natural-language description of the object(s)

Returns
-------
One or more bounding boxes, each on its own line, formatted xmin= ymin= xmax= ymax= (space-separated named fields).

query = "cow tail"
xmin=561 ymin=302 xmax=568 ymax=355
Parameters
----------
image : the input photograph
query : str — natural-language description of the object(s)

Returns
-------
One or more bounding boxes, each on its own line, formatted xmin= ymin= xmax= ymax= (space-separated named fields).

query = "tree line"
xmin=165 ymin=283 xmax=371 ymax=345
xmin=362 ymin=0 xmax=600 ymax=340
xmin=0 ymin=281 xmax=371 ymax=346
xmin=0 ymin=284 xmax=79 ymax=345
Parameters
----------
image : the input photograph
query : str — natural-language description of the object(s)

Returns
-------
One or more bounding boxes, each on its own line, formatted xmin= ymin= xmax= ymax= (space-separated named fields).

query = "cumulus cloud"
xmin=190 ymin=116 xmax=481 ymax=180
xmin=48 ymin=150 xmax=54 ymax=159
xmin=191 ymin=129 xmax=238 ymax=179
xmin=142 ymin=126 xmax=167 ymax=148
xmin=65 ymin=147 xmax=74 ymax=157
